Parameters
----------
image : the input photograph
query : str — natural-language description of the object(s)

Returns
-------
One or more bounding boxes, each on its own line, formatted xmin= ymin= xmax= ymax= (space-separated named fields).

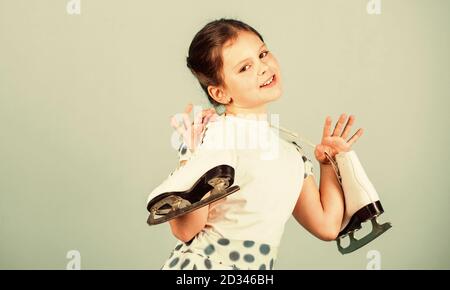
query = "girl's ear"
xmin=208 ymin=85 xmax=231 ymax=105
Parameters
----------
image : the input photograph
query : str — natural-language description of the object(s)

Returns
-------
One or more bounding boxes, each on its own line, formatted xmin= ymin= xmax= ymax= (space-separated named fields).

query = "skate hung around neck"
xmin=146 ymin=18 xmax=392 ymax=269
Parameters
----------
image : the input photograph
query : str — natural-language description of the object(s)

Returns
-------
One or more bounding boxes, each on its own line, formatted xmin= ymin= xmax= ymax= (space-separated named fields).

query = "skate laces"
xmin=272 ymin=125 xmax=342 ymax=185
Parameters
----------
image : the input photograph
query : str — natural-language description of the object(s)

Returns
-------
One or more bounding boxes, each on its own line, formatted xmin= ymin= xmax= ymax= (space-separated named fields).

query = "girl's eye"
xmin=240 ymin=64 xmax=251 ymax=72
xmin=260 ymin=50 xmax=269 ymax=58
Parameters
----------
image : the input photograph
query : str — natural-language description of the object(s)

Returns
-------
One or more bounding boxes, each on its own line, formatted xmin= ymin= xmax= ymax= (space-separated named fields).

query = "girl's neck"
xmin=224 ymin=103 xmax=268 ymax=119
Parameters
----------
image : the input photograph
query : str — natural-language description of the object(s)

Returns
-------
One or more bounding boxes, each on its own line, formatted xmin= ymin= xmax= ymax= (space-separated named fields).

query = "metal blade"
xmin=337 ymin=217 xmax=392 ymax=254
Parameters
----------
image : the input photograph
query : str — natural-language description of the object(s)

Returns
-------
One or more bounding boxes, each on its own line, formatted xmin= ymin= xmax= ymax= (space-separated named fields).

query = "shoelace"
xmin=272 ymin=125 xmax=342 ymax=185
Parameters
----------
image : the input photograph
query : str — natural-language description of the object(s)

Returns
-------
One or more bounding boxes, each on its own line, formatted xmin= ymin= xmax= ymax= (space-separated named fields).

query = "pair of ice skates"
xmin=146 ymin=131 xmax=391 ymax=254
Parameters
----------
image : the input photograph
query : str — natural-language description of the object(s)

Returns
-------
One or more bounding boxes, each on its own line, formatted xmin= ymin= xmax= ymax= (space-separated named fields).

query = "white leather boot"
xmin=146 ymin=144 xmax=240 ymax=225
xmin=334 ymin=150 xmax=392 ymax=254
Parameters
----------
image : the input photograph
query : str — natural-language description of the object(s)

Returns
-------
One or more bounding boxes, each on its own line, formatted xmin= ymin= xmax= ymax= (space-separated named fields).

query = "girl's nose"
xmin=257 ymin=60 xmax=270 ymax=76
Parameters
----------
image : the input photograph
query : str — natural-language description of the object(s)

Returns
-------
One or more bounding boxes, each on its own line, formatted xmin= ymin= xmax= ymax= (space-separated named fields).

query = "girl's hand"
xmin=170 ymin=104 xmax=218 ymax=152
xmin=314 ymin=114 xmax=364 ymax=165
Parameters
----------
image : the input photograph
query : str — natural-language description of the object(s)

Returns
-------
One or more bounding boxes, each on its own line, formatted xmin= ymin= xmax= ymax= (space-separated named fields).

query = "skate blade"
xmin=336 ymin=217 xmax=392 ymax=254
xmin=153 ymin=195 xmax=192 ymax=215
xmin=147 ymin=185 xmax=240 ymax=225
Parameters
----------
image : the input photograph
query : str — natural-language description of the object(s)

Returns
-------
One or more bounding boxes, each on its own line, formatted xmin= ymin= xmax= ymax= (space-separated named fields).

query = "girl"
xmin=153 ymin=18 xmax=363 ymax=270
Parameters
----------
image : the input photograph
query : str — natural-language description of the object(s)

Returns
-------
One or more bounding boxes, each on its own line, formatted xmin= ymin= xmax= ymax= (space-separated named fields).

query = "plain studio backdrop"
xmin=0 ymin=0 xmax=449 ymax=269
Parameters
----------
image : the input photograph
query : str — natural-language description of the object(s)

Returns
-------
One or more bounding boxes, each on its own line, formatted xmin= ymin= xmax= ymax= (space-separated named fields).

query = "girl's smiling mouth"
xmin=259 ymin=74 xmax=277 ymax=89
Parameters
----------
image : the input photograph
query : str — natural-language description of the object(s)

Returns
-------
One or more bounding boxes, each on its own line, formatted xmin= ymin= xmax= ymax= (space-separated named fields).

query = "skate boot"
xmin=332 ymin=150 xmax=392 ymax=254
xmin=146 ymin=146 xmax=240 ymax=226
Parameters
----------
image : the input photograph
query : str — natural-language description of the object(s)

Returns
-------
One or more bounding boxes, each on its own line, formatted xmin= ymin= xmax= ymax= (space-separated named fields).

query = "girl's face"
xmin=209 ymin=31 xmax=283 ymax=114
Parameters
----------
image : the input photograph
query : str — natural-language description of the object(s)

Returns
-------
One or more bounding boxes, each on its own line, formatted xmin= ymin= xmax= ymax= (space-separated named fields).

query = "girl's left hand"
xmin=314 ymin=114 xmax=364 ymax=165
xmin=170 ymin=104 xmax=218 ymax=152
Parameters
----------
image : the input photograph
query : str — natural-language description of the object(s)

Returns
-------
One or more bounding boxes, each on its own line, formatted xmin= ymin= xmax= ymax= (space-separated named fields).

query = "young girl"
xmin=151 ymin=18 xmax=363 ymax=270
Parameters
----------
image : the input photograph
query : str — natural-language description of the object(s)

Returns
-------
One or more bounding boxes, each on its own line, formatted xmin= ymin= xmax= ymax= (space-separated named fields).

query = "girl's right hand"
xmin=170 ymin=104 xmax=218 ymax=152
xmin=314 ymin=113 xmax=363 ymax=165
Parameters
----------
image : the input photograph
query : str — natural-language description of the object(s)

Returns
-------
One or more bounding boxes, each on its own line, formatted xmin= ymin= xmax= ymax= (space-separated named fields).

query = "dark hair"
xmin=186 ymin=18 xmax=264 ymax=107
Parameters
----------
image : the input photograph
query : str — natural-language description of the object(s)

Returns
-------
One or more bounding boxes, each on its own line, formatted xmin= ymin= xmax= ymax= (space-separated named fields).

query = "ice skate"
xmin=332 ymin=150 xmax=392 ymax=254
xmin=146 ymin=146 xmax=240 ymax=226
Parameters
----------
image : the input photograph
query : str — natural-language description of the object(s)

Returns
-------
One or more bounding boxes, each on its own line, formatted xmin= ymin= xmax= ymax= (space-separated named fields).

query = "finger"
xmin=322 ymin=116 xmax=332 ymax=139
xmin=206 ymin=108 xmax=216 ymax=116
xmin=191 ymin=108 xmax=210 ymax=125
xmin=315 ymin=144 xmax=329 ymax=162
xmin=332 ymin=113 xmax=347 ymax=136
xmin=184 ymin=103 xmax=193 ymax=114
xmin=208 ymin=113 xmax=218 ymax=122
xmin=182 ymin=112 xmax=195 ymax=147
xmin=185 ymin=104 xmax=194 ymax=131
xmin=201 ymin=108 xmax=216 ymax=122
xmin=195 ymin=112 xmax=213 ymax=133
xmin=171 ymin=115 xmax=185 ymax=131
xmin=170 ymin=115 xmax=179 ymax=129
xmin=203 ymin=114 xmax=212 ymax=126
xmin=193 ymin=110 xmax=204 ymax=126
xmin=347 ymin=128 xmax=364 ymax=147
xmin=170 ymin=116 xmax=185 ymax=137
xmin=182 ymin=113 xmax=192 ymax=130
xmin=340 ymin=115 xmax=355 ymax=139
xmin=315 ymin=144 xmax=324 ymax=155
xmin=201 ymin=108 xmax=215 ymax=121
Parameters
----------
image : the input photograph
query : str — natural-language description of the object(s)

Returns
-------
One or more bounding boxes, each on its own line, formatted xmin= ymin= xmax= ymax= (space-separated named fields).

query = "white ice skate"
xmin=332 ymin=150 xmax=392 ymax=254
xmin=269 ymin=125 xmax=391 ymax=254
xmin=146 ymin=143 xmax=240 ymax=225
